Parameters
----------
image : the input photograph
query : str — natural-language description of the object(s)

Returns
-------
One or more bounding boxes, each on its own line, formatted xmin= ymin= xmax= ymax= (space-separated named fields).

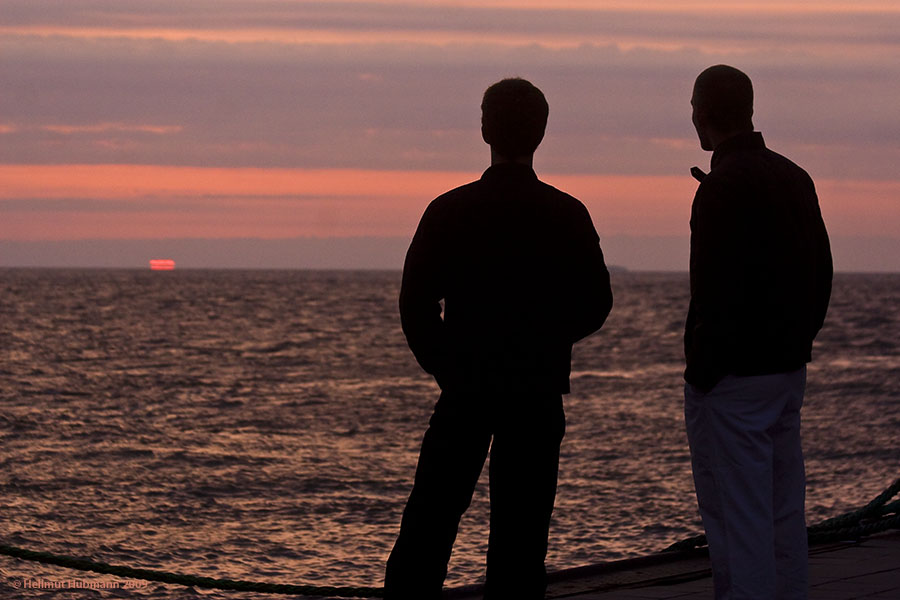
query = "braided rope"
xmin=3 ymin=478 xmax=898 ymax=595
xmin=0 ymin=544 xmax=383 ymax=597
xmin=808 ymin=478 xmax=900 ymax=533
xmin=664 ymin=477 xmax=900 ymax=553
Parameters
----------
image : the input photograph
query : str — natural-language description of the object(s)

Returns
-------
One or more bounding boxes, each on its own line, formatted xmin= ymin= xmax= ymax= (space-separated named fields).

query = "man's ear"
xmin=481 ymin=124 xmax=491 ymax=145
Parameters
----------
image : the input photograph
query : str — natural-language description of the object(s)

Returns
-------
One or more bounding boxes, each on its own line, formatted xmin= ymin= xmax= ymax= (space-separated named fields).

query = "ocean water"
xmin=0 ymin=269 xmax=897 ymax=598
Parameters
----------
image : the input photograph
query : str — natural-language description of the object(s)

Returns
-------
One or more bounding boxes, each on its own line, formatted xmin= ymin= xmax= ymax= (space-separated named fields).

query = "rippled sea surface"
xmin=1 ymin=269 xmax=898 ymax=598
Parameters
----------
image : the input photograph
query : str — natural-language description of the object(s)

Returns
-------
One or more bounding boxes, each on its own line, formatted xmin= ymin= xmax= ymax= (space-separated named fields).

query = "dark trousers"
xmin=384 ymin=389 xmax=566 ymax=600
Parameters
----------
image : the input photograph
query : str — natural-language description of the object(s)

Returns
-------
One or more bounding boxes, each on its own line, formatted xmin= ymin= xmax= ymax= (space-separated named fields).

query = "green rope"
xmin=664 ymin=477 xmax=900 ymax=553
xmin=0 ymin=544 xmax=383 ymax=597
xmin=2 ymin=478 xmax=898 ymax=595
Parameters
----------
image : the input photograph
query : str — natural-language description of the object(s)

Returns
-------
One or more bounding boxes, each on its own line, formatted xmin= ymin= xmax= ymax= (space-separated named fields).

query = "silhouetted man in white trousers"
xmin=684 ymin=65 xmax=832 ymax=600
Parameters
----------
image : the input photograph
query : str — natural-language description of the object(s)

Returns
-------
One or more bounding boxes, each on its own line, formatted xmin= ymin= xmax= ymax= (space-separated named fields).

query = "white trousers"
xmin=685 ymin=367 xmax=808 ymax=600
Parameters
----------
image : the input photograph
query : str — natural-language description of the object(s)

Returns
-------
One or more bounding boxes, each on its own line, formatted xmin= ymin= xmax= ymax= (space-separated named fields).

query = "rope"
xmin=0 ymin=544 xmax=383 ymax=597
xmin=664 ymin=477 xmax=900 ymax=553
xmin=2 ymin=478 xmax=898 ymax=595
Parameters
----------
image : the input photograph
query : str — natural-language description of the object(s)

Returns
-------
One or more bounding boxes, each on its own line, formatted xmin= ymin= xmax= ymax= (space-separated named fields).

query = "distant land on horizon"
xmin=2 ymin=235 xmax=899 ymax=272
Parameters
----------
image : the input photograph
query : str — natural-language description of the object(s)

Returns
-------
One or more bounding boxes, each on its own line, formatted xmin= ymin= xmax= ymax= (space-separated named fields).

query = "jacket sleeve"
xmin=685 ymin=177 xmax=740 ymax=391
xmin=810 ymin=183 xmax=833 ymax=339
xmin=565 ymin=203 xmax=613 ymax=344
xmin=398 ymin=201 xmax=449 ymax=384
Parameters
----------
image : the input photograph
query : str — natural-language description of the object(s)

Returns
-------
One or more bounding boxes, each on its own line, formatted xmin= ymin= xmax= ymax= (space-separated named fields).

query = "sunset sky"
xmin=2 ymin=0 xmax=899 ymax=270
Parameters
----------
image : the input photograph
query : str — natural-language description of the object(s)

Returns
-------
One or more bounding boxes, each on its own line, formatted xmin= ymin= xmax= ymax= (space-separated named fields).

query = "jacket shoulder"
xmin=416 ymin=179 xmax=483 ymax=227
xmin=534 ymin=179 xmax=594 ymax=218
xmin=423 ymin=179 xmax=483 ymax=211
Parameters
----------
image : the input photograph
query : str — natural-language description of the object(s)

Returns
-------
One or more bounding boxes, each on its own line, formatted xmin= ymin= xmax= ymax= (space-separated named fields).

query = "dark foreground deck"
xmin=446 ymin=530 xmax=900 ymax=599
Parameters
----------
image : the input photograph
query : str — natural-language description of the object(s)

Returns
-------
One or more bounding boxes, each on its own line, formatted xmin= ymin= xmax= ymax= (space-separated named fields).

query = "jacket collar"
xmin=481 ymin=162 xmax=538 ymax=182
xmin=711 ymin=131 xmax=766 ymax=169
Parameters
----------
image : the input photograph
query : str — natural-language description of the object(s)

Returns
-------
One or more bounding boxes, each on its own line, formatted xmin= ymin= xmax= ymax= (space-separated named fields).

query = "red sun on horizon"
xmin=149 ymin=259 xmax=176 ymax=271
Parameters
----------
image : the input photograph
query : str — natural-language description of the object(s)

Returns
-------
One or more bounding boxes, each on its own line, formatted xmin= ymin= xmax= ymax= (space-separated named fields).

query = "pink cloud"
xmin=41 ymin=123 xmax=183 ymax=135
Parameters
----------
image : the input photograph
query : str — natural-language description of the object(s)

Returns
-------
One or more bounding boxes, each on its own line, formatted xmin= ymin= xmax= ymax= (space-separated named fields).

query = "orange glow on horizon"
xmin=1 ymin=164 xmax=898 ymax=241
xmin=0 ymin=164 xmax=475 ymax=201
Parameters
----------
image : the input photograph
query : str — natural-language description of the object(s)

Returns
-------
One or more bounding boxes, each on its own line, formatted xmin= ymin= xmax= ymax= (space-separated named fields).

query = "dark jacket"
xmin=400 ymin=163 xmax=613 ymax=394
xmin=685 ymin=132 xmax=833 ymax=392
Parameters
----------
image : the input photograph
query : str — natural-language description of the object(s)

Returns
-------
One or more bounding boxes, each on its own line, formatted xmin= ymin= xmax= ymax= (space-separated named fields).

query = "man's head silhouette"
xmin=691 ymin=65 xmax=754 ymax=151
xmin=481 ymin=78 xmax=548 ymax=161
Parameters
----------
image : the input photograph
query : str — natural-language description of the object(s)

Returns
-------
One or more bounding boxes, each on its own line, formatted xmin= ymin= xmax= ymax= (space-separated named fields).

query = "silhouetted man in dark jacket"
xmin=385 ymin=78 xmax=613 ymax=600
xmin=684 ymin=65 xmax=832 ymax=600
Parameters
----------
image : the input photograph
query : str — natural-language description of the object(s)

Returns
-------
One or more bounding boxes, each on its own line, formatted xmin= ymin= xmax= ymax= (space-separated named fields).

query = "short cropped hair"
xmin=693 ymin=65 xmax=754 ymax=133
xmin=481 ymin=78 xmax=549 ymax=158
